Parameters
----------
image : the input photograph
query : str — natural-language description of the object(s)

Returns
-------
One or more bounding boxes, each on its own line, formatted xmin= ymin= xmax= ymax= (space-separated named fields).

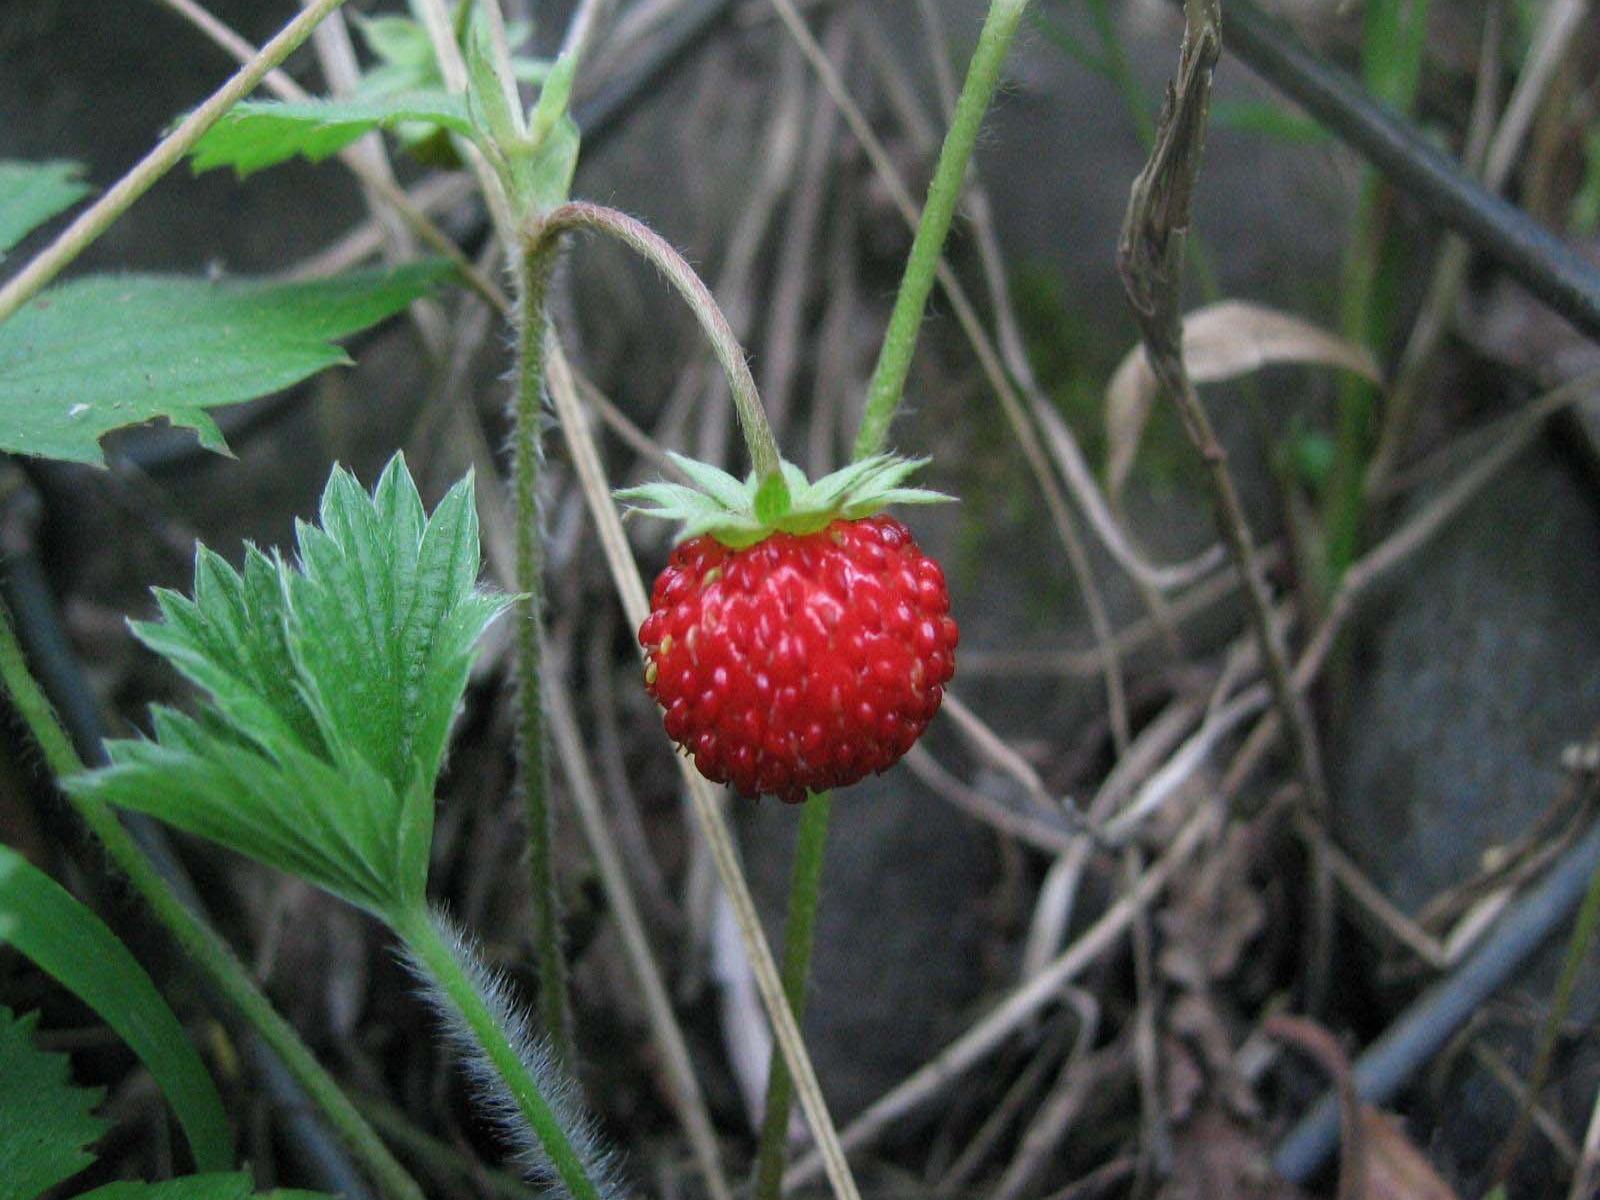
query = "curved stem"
xmin=853 ymin=0 xmax=1030 ymax=460
xmin=529 ymin=201 xmax=782 ymax=482
xmin=750 ymin=791 xmax=832 ymax=1200
xmin=0 ymin=604 xmax=425 ymax=1200
xmin=0 ymin=0 xmax=352 ymax=327
xmin=394 ymin=906 xmax=603 ymax=1200
xmin=513 ymin=236 xmax=573 ymax=1061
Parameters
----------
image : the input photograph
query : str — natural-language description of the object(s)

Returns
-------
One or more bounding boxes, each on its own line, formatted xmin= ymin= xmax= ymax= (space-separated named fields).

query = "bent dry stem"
xmin=0 ymin=603 xmax=426 ymax=1200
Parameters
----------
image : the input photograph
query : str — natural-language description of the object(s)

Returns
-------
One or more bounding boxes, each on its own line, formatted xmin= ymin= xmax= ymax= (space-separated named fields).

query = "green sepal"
xmin=615 ymin=452 xmax=954 ymax=548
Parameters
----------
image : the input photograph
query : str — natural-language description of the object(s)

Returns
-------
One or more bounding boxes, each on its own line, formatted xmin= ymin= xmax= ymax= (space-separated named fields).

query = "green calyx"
xmin=616 ymin=453 xmax=953 ymax=548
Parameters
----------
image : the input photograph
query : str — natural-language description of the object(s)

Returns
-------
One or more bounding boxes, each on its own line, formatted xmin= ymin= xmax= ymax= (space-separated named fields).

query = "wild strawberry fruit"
xmin=620 ymin=454 xmax=957 ymax=803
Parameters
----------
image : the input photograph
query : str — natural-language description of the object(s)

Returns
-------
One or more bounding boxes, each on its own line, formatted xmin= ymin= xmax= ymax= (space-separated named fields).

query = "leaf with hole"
xmin=1104 ymin=300 xmax=1383 ymax=503
xmin=0 ymin=160 xmax=91 ymax=255
xmin=0 ymin=845 xmax=233 ymax=1173
xmin=0 ymin=261 xmax=452 ymax=465
xmin=67 ymin=456 xmax=511 ymax=921
xmin=189 ymin=94 xmax=473 ymax=178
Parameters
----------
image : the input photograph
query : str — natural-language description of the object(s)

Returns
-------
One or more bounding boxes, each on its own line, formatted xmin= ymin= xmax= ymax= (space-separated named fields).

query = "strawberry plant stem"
xmin=394 ymin=905 xmax=604 ymax=1200
xmin=531 ymin=201 xmax=783 ymax=484
xmin=513 ymin=236 xmax=574 ymax=1062
xmin=0 ymin=604 xmax=426 ymax=1200
xmin=0 ymin=0 xmax=351 ymax=327
xmin=853 ymin=0 xmax=1030 ymax=460
xmin=751 ymin=790 xmax=832 ymax=1200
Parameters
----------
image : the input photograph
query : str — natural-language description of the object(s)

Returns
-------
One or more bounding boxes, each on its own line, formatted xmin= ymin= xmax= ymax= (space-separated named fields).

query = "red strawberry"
xmin=620 ymin=454 xmax=958 ymax=803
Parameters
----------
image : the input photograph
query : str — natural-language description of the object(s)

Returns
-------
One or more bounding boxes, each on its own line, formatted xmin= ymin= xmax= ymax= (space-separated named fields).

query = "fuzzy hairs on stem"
xmin=398 ymin=906 xmax=622 ymax=1200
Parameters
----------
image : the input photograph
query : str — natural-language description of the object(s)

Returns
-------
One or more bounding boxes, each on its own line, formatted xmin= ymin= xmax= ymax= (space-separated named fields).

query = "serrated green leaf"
xmin=78 ymin=1176 xmax=337 ymax=1200
xmin=0 ymin=847 xmax=234 ymax=1175
xmin=79 ymin=1176 xmax=255 ymax=1200
xmin=68 ymin=456 xmax=510 ymax=920
xmin=0 ymin=1005 xmax=107 ymax=1200
xmin=189 ymin=94 xmax=473 ymax=178
xmin=0 ymin=262 xmax=452 ymax=465
xmin=0 ymin=160 xmax=91 ymax=255
xmin=664 ymin=453 xmax=748 ymax=510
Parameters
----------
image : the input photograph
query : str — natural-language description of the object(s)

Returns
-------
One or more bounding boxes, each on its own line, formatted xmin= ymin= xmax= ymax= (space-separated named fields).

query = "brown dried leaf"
xmin=1161 ymin=1105 xmax=1305 ymax=1200
xmin=1158 ymin=824 xmax=1266 ymax=988
xmin=1362 ymin=1110 xmax=1461 ymax=1200
xmin=1105 ymin=300 xmax=1384 ymax=502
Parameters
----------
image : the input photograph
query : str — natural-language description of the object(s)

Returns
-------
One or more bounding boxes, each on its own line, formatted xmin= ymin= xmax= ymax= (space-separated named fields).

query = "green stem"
xmin=854 ymin=0 xmax=1030 ymax=460
xmin=0 ymin=604 xmax=425 ymax=1200
xmin=750 ymin=791 xmax=832 ymax=1200
xmin=532 ymin=202 xmax=782 ymax=482
xmin=393 ymin=905 xmax=604 ymax=1200
xmin=513 ymin=235 xmax=573 ymax=1062
xmin=0 ymin=0 xmax=351 ymax=327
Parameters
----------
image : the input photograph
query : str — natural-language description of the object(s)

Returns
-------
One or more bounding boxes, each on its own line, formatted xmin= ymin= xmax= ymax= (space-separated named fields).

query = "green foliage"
xmin=1570 ymin=124 xmax=1600 ymax=237
xmin=0 ymin=846 xmax=233 ymax=1172
xmin=618 ymin=452 xmax=952 ymax=548
xmin=353 ymin=9 xmax=549 ymax=97
xmin=0 ymin=160 xmax=91 ymax=254
xmin=1210 ymin=98 xmax=1329 ymax=145
xmin=68 ymin=456 xmax=511 ymax=920
xmin=189 ymin=94 xmax=473 ymax=178
xmin=78 ymin=1178 xmax=254 ymax=1200
xmin=0 ymin=262 xmax=451 ymax=465
xmin=469 ymin=32 xmax=580 ymax=218
xmin=0 ymin=1006 xmax=108 ymax=1200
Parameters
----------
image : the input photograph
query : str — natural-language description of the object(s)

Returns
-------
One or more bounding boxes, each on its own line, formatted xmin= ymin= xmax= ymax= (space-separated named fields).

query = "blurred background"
xmin=3 ymin=1 xmax=1599 ymax=1197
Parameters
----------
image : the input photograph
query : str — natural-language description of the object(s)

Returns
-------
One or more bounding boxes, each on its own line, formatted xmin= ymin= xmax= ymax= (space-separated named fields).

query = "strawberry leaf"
xmin=79 ymin=1178 xmax=255 ymax=1200
xmin=68 ymin=455 xmax=511 ymax=920
xmin=0 ymin=846 xmax=232 ymax=1172
xmin=0 ymin=263 xmax=452 ymax=466
xmin=0 ymin=1006 xmax=107 ymax=1199
xmin=189 ymin=94 xmax=473 ymax=178
xmin=0 ymin=160 xmax=91 ymax=255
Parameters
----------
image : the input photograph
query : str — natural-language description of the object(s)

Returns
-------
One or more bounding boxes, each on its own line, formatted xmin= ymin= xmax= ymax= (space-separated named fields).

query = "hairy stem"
xmin=531 ymin=201 xmax=782 ymax=482
xmin=0 ymin=604 xmax=425 ymax=1200
xmin=394 ymin=906 xmax=604 ymax=1200
xmin=853 ymin=0 xmax=1030 ymax=459
xmin=751 ymin=791 xmax=832 ymax=1200
xmin=513 ymin=236 xmax=573 ymax=1061
xmin=0 ymin=0 xmax=351 ymax=326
